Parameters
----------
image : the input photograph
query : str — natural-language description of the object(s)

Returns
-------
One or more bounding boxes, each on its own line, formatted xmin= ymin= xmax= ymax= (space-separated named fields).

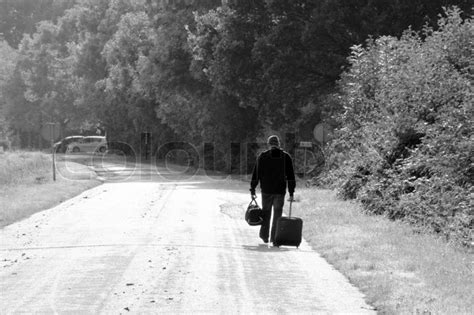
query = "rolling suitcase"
xmin=273 ymin=201 xmax=303 ymax=248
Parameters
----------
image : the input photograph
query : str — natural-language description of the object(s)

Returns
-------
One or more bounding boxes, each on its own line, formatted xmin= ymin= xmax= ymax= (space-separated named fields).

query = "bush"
xmin=396 ymin=177 xmax=473 ymax=245
xmin=0 ymin=151 xmax=51 ymax=186
xmin=325 ymin=7 xmax=473 ymax=246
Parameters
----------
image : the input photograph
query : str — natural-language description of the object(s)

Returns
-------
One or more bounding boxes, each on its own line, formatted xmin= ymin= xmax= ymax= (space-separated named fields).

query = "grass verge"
xmin=0 ymin=151 xmax=101 ymax=228
xmin=297 ymin=187 xmax=473 ymax=314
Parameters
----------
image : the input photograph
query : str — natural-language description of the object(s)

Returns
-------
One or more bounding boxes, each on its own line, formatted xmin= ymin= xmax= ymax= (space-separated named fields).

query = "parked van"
xmin=54 ymin=135 xmax=84 ymax=153
xmin=67 ymin=136 xmax=107 ymax=153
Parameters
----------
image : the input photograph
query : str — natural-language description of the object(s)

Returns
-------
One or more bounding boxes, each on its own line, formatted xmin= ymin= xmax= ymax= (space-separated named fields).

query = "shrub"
xmin=325 ymin=7 xmax=473 ymax=246
xmin=0 ymin=151 xmax=51 ymax=186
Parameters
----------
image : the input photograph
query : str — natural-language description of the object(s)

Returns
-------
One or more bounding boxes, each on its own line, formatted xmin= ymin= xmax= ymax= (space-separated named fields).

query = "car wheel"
xmin=98 ymin=146 xmax=106 ymax=153
xmin=72 ymin=147 xmax=80 ymax=153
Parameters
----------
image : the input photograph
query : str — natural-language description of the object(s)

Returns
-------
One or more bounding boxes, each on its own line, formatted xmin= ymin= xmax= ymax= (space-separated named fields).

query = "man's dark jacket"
xmin=250 ymin=147 xmax=296 ymax=195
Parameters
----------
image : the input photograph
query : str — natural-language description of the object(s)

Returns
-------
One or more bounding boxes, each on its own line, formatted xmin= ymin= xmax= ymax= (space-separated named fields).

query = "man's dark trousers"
xmin=259 ymin=193 xmax=285 ymax=242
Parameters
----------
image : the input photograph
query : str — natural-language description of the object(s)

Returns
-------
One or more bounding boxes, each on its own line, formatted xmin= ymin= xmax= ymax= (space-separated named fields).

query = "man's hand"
xmin=250 ymin=189 xmax=256 ymax=200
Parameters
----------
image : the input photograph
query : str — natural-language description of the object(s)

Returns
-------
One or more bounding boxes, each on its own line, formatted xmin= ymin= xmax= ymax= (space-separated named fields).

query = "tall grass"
xmin=0 ymin=151 xmax=52 ymax=186
xmin=298 ymin=187 xmax=473 ymax=314
xmin=0 ymin=151 xmax=100 ymax=227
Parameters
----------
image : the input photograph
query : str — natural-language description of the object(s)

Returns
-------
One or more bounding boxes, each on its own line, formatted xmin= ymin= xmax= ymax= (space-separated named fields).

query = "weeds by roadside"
xmin=0 ymin=151 xmax=100 ymax=227
xmin=0 ymin=151 xmax=51 ymax=186
xmin=298 ymin=187 xmax=473 ymax=314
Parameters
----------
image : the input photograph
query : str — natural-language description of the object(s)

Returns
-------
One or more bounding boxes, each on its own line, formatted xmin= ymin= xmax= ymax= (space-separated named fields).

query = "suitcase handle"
xmin=289 ymin=200 xmax=293 ymax=218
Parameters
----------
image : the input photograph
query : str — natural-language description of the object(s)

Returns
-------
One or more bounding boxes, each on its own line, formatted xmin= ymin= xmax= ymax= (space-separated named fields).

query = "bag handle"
xmin=249 ymin=197 xmax=259 ymax=207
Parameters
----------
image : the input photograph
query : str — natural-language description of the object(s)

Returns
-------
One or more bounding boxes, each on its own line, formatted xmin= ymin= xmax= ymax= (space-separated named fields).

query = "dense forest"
xmin=0 ymin=0 xmax=472 ymax=245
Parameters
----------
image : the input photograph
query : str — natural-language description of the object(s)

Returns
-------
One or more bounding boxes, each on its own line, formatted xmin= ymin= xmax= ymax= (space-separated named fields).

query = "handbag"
xmin=245 ymin=198 xmax=263 ymax=226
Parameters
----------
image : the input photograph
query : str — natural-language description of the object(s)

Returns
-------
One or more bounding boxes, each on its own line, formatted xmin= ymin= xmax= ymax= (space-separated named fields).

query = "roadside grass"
xmin=0 ymin=151 xmax=101 ymax=228
xmin=297 ymin=187 xmax=473 ymax=314
xmin=0 ymin=151 xmax=51 ymax=186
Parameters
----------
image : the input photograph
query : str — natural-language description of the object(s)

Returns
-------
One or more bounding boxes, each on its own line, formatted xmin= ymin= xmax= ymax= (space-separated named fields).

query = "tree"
xmin=54 ymin=0 xmax=141 ymax=141
xmin=0 ymin=0 xmax=76 ymax=48
xmin=189 ymin=0 xmax=472 ymax=139
xmin=100 ymin=10 xmax=164 ymax=147
xmin=0 ymin=40 xmax=18 ymax=139
xmin=12 ymin=19 xmax=86 ymax=144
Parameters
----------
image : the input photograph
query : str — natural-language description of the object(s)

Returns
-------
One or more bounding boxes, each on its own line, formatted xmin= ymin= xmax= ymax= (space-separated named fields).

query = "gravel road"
xmin=0 ymin=159 xmax=375 ymax=313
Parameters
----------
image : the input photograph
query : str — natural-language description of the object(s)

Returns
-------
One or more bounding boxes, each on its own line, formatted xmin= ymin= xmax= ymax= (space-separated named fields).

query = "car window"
xmin=67 ymin=137 xmax=82 ymax=142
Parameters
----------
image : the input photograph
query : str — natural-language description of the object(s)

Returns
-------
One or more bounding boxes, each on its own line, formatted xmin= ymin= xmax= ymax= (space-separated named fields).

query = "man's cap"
xmin=267 ymin=135 xmax=280 ymax=147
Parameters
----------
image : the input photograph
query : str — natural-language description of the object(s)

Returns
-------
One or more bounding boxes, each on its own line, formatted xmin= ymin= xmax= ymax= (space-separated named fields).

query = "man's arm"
xmin=285 ymin=153 xmax=296 ymax=196
xmin=250 ymin=155 xmax=260 ymax=195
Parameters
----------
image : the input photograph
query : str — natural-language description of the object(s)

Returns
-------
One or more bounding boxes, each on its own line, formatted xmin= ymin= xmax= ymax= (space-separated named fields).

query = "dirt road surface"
xmin=0 ymin=158 xmax=375 ymax=313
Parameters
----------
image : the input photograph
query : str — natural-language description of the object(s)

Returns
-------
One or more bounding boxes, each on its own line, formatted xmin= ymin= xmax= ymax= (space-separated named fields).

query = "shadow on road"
xmin=242 ymin=244 xmax=290 ymax=252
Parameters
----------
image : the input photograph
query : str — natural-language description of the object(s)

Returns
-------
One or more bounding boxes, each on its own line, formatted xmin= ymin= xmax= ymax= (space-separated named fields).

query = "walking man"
xmin=250 ymin=135 xmax=296 ymax=244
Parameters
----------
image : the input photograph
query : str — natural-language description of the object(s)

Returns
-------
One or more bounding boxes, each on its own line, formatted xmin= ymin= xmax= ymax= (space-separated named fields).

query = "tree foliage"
xmin=0 ymin=0 xmax=76 ymax=48
xmin=2 ymin=0 xmax=469 ymax=143
xmin=188 ymin=1 xmax=326 ymax=132
xmin=0 ymin=40 xmax=18 ymax=139
xmin=326 ymin=7 xmax=473 ymax=245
